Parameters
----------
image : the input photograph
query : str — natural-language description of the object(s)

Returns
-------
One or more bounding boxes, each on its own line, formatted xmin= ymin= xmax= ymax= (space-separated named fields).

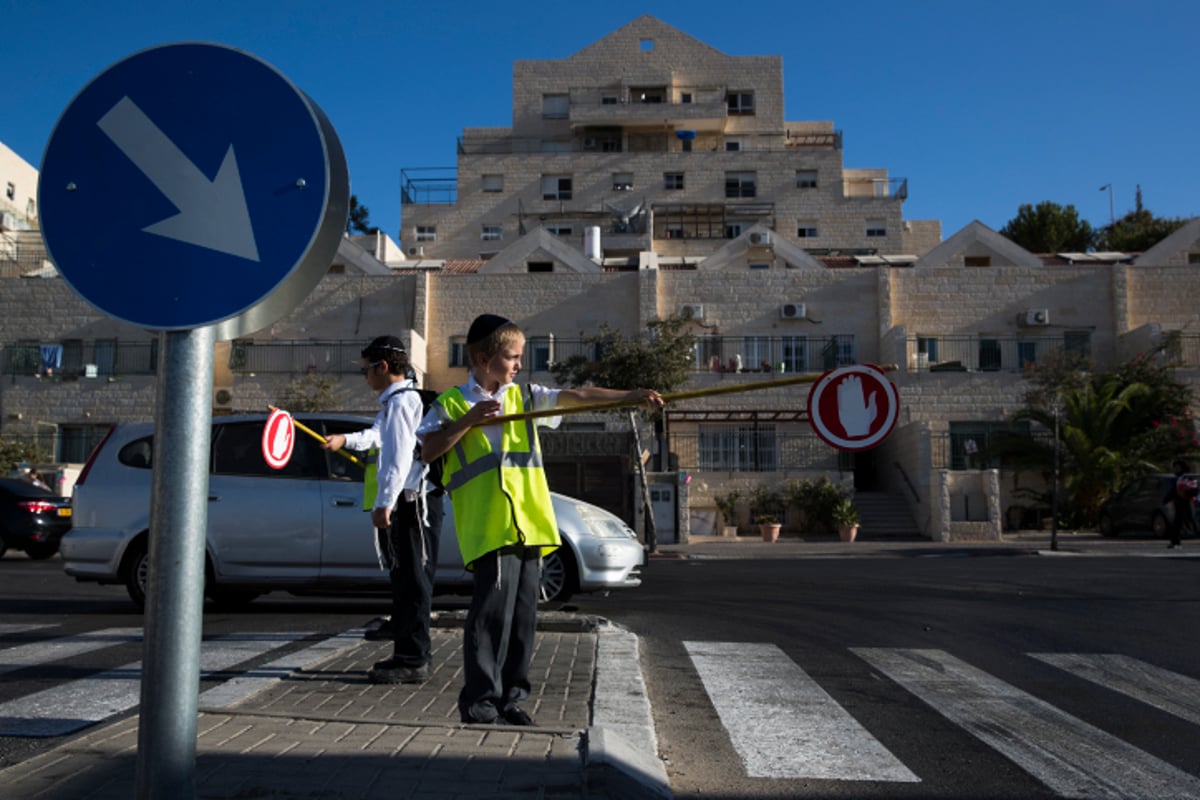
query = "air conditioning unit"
xmin=748 ymin=231 xmax=772 ymax=247
xmin=779 ymin=302 xmax=806 ymax=320
xmin=213 ymin=387 xmax=234 ymax=409
xmin=82 ymin=364 xmax=98 ymax=379
xmin=407 ymin=246 xmax=424 ymax=257
xmin=1023 ymin=308 xmax=1050 ymax=326
xmin=679 ymin=303 xmax=705 ymax=320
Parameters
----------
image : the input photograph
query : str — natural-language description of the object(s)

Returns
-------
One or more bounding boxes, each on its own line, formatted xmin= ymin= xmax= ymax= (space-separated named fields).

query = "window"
xmin=664 ymin=172 xmax=684 ymax=190
xmin=748 ymin=262 xmax=770 ymax=271
xmin=541 ymin=175 xmax=572 ymax=201
xmin=866 ymin=220 xmax=887 ymax=237
xmin=796 ymin=222 xmax=818 ymax=238
xmin=725 ymin=172 xmax=756 ymax=198
xmin=482 ymin=174 xmax=504 ymax=192
xmin=964 ymin=256 xmax=991 ymax=267
xmin=821 ymin=335 xmax=856 ymax=369
xmin=681 ymin=92 xmax=692 ymax=103
xmin=528 ymin=335 xmax=554 ymax=372
xmin=1064 ymin=330 xmax=1092 ymax=359
xmin=640 ymin=38 xmax=654 ymax=51
xmin=612 ymin=172 xmax=634 ymax=191
xmin=545 ymin=225 xmax=573 ymax=236
xmin=725 ymin=223 xmax=744 ymax=239
xmin=59 ymin=425 xmax=112 ymax=463
xmin=780 ymin=336 xmax=809 ymax=372
xmin=726 ymin=92 xmax=755 ymax=115
xmin=665 ymin=225 xmax=685 ymax=240
xmin=632 ymin=86 xmax=664 ymax=103
xmin=415 ymin=226 xmax=436 ymax=242
xmin=1188 ymin=253 xmax=1200 ymax=264
xmin=481 ymin=225 xmax=502 ymax=241
xmin=1017 ymin=340 xmax=1038 ymax=369
xmin=917 ymin=337 xmax=940 ymax=364
xmin=449 ymin=337 xmax=467 ymax=368
xmin=795 ymin=170 xmax=818 ymax=188
xmin=527 ymin=261 xmax=553 ymax=273
xmin=213 ymin=421 xmax=325 ymax=479
xmin=542 ymin=94 xmax=569 ymax=119
xmin=724 ymin=140 xmax=742 ymax=152
xmin=978 ymin=338 xmax=1002 ymax=371
xmin=743 ymin=336 xmax=773 ymax=370
xmin=699 ymin=425 xmax=777 ymax=471
xmin=601 ymin=95 xmax=618 ymax=105
xmin=5 ymin=182 xmax=14 ymax=200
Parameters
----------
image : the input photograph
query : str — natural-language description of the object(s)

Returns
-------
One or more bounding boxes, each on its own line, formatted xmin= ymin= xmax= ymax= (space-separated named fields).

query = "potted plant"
xmin=713 ymin=490 xmax=741 ymax=537
xmin=831 ymin=498 xmax=861 ymax=542
xmin=749 ymin=485 xmax=785 ymax=542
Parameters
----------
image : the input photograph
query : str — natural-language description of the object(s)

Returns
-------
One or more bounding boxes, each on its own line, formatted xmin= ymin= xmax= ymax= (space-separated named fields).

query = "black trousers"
xmin=1167 ymin=500 xmax=1197 ymax=546
xmin=376 ymin=494 xmax=443 ymax=667
xmin=458 ymin=543 xmax=541 ymax=723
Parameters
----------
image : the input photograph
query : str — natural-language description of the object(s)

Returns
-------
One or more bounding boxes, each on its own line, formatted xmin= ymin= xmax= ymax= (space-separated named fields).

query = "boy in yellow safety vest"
xmin=323 ymin=336 xmax=443 ymax=684
xmin=418 ymin=314 xmax=661 ymax=725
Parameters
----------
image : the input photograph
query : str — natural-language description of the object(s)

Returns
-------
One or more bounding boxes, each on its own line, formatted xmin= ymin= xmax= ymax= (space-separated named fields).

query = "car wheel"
xmin=1152 ymin=511 xmax=1169 ymax=539
xmin=122 ymin=539 xmax=149 ymax=609
xmin=539 ymin=547 xmax=577 ymax=605
xmin=24 ymin=542 xmax=59 ymax=560
xmin=1098 ymin=512 xmax=1117 ymax=538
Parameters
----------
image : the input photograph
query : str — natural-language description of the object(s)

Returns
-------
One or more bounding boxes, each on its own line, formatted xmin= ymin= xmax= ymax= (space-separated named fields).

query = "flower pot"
xmin=838 ymin=525 xmax=858 ymax=543
xmin=759 ymin=523 xmax=781 ymax=542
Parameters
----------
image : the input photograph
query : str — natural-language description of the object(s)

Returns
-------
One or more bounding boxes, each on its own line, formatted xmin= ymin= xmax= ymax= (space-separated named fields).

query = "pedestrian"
xmin=26 ymin=469 xmax=50 ymax=491
xmin=418 ymin=314 xmax=662 ymax=725
xmin=1164 ymin=459 xmax=1198 ymax=549
xmin=322 ymin=335 xmax=442 ymax=683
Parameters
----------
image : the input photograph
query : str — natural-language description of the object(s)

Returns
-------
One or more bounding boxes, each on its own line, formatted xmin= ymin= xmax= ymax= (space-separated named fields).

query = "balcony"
xmin=843 ymin=176 xmax=907 ymax=200
xmin=566 ymin=85 xmax=729 ymax=132
xmin=4 ymin=340 xmax=159 ymax=380
xmin=400 ymin=168 xmax=456 ymax=206
xmin=907 ymin=335 xmax=1091 ymax=374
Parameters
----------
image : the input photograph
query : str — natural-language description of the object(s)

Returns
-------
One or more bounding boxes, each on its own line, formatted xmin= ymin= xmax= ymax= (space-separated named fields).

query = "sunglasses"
xmin=359 ymin=360 xmax=383 ymax=376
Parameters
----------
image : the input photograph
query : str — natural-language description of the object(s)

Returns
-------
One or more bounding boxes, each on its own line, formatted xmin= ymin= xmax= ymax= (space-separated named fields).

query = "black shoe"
xmin=500 ymin=706 xmax=536 ymax=726
xmin=363 ymin=618 xmax=394 ymax=641
xmin=460 ymin=711 xmax=499 ymax=725
xmin=367 ymin=660 xmax=429 ymax=684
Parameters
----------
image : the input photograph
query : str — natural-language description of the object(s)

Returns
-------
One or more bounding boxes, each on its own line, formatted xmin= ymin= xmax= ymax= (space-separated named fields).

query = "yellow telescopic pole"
xmin=268 ymin=406 xmax=365 ymax=467
xmin=478 ymin=365 xmax=897 ymax=426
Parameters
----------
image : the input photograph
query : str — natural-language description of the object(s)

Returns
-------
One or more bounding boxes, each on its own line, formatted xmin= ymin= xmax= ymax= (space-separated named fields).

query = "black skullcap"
xmin=362 ymin=335 xmax=406 ymax=358
xmin=467 ymin=314 xmax=512 ymax=344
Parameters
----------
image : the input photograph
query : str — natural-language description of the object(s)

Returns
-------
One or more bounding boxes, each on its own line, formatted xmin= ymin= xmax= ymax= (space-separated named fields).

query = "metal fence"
xmin=907 ymin=334 xmax=1091 ymax=373
xmin=4 ymin=340 xmax=158 ymax=379
xmin=229 ymin=340 xmax=364 ymax=375
xmin=671 ymin=427 xmax=849 ymax=472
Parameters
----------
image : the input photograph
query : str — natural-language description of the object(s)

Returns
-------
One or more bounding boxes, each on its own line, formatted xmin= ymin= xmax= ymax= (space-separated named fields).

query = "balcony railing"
xmin=400 ymin=168 xmax=456 ymax=206
xmin=907 ymin=335 xmax=1092 ymax=374
xmin=229 ymin=340 xmax=365 ymax=375
xmin=671 ymin=427 xmax=844 ymax=473
xmin=4 ymin=340 xmax=158 ymax=379
xmin=691 ymin=335 xmax=856 ymax=374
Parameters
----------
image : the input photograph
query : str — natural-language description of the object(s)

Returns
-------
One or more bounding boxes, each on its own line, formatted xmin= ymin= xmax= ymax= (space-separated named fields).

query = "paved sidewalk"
xmin=0 ymin=614 xmax=668 ymax=800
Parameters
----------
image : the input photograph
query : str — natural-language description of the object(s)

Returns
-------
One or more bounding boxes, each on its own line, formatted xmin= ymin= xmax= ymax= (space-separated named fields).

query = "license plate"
xmin=58 ymin=508 xmax=72 ymax=517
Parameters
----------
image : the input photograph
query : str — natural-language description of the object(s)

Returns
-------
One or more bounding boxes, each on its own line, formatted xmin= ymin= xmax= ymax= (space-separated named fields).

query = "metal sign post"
xmin=39 ymin=42 xmax=348 ymax=800
xmin=138 ymin=326 xmax=215 ymax=797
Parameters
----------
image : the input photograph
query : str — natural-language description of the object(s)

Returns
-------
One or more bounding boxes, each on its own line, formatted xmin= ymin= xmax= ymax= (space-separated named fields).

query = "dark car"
xmin=1098 ymin=473 xmax=1200 ymax=538
xmin=0 ymin=477 xmax=73 ymax=559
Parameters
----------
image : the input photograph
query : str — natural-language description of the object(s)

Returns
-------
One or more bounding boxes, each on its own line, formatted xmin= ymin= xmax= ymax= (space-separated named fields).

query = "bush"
xmin=784 ymin=477 xmax=850 ymax=533
xmin=748 ymin=485 xmax=786 ymax=524
xmin=713 ymin=490 xmax=740 ymax=528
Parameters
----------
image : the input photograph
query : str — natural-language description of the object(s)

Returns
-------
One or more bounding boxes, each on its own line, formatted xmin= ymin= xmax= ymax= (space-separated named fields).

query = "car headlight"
xmin=575 ymin=504 xmax=638 ymax=539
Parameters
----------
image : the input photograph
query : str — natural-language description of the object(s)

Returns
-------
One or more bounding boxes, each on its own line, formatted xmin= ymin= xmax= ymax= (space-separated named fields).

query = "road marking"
xmin=684 ymin=641 xmax=918 ymax=782
xmin=855 ymin=648 xmax=1200 ymax=799
xmin=0 ymin=628 xmax=143 ymax=677
xmin=1031 ymin=652 xmax=1200 ymax=726
xmin=0 ymin=623 xmax=57 ymax=636
xmin=199 ymin=630 xmax=360 ymax=708
xmin=0 ymin=631 xmax=310 ymax=737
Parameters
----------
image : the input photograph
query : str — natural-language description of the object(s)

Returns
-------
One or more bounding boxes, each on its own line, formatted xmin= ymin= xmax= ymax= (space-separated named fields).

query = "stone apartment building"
xmin=3 ymin=16 xmax=1200 ymax=543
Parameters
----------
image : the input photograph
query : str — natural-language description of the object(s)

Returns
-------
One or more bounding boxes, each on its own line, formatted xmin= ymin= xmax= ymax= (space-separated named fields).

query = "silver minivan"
xmin=60 ymin=415 xmax=644 ymax=608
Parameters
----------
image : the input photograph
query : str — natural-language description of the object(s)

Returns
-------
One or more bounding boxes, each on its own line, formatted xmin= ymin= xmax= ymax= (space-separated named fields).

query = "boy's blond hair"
xmin=467 ymin=322 xmax=523 ymax=364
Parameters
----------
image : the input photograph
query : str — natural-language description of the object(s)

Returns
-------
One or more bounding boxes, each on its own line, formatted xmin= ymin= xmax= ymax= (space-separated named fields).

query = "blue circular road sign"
xmin=39 ymin=43 xmax=348 ymax=335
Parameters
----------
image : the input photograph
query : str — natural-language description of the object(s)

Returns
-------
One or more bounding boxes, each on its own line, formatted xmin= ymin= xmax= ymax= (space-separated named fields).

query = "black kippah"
xmin=362 ymin=335 xmax=406 ymax=358
xmin=467 ymin=314 xmax=512 ymax=344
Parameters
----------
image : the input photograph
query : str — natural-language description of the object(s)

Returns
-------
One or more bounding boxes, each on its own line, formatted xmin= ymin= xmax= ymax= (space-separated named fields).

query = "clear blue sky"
xmin=5 ymin=0 xmax=1196 ymax=242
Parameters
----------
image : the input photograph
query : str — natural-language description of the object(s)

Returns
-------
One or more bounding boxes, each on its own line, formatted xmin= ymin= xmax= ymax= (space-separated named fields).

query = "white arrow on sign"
xmin=97 ymin=96 xmax=260 ymax=262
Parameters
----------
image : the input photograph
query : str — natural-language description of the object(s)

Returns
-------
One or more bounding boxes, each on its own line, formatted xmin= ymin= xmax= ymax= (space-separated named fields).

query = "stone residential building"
xmin=3 ymin=17 xmax=1200 ymax=546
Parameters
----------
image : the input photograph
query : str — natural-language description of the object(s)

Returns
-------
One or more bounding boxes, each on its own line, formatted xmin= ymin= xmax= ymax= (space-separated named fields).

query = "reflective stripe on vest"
xmin=361 ymin=448 xmax=379 ymax=511
xmin=437 ymin=384 xmax=559 ymax=568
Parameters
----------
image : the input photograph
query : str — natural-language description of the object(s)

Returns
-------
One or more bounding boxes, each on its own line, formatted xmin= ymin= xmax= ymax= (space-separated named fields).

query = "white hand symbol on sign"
xmin=836 ymin=374 xmax=878 ymax=437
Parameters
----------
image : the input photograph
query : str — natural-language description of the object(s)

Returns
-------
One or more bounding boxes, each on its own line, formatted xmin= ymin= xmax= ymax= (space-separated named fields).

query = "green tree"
xmin=992 ymin=339 xmax=1197 ymax=526
xmin=347 ymin=194 xmax=379 ymax=235
xmin=999 ymin=201 xmax=1096 ymax=253
xmin=1097 ymin=185 xmax=1188 ymax=252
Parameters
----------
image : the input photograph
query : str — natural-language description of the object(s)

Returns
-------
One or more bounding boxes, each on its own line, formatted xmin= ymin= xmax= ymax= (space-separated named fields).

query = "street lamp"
xmin=1098 ymin=184 xmax=1114 ymax=227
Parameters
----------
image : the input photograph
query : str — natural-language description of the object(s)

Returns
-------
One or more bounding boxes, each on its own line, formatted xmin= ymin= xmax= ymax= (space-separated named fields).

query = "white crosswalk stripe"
xmin=0 ymin=628 xmax=143 ymax=677
xmin=684 ymin=641 xmax=918 ymax=781
xmin=0 ymin=631 xmax=313 ymax=737
xmin=0 ymin=624 xmax=56 ymax=636
xmin=855 ymin=647 xmax=1200 ymax=799
xmin=1030 ymin=652 xmax=1200 ymax=726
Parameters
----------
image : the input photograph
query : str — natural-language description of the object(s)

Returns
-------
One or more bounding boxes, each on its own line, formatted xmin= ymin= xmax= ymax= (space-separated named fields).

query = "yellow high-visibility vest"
xmin=438 ymin=384 xmax=560 ymax=568
xmin=361 ymin=448 xmax=380 ymax=511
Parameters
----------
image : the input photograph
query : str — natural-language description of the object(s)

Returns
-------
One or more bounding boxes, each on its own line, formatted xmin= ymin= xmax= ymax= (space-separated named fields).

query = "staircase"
xmin=852 ymin=491 xmax=924 ymax=539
